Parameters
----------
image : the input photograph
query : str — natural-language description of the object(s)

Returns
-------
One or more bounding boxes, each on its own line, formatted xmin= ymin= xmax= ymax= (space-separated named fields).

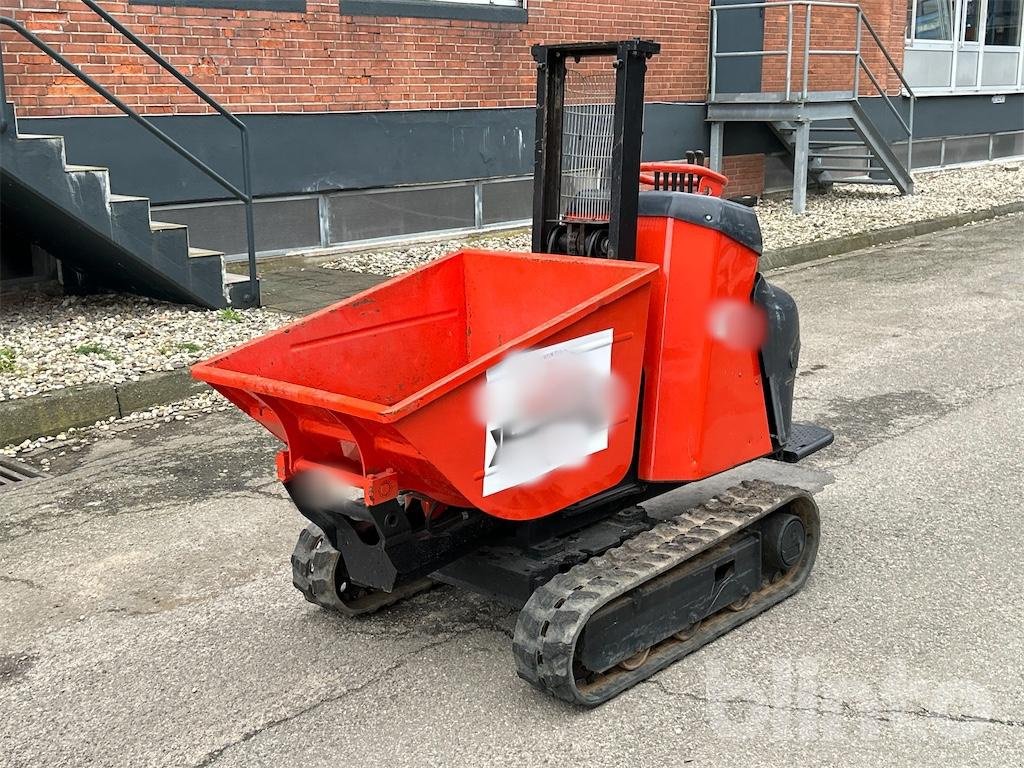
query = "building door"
xmin=712 ymin=0 xmax=766 ymax=95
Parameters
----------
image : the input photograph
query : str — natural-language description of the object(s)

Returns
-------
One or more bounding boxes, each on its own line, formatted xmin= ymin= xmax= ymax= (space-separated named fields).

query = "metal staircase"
xmin=0 ymin=1 xmax=259 ymax=308
xmin=706 ymin=1 xmax=916 ymax=213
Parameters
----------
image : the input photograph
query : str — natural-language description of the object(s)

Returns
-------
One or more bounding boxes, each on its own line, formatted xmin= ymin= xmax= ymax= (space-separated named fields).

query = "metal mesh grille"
xmin=0 ymin=457 xmax=44 ymax=487
xmin=559 ymin=66 xmax=616 ymax=223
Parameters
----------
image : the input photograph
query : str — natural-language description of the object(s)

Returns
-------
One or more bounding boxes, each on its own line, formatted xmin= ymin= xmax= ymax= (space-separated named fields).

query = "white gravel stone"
xmin=321 ymin=164 xmax=1024 ymax=276
xmin=758 ymin=162 xmax=1024 ymax=250
xmin=321 ymin=230 xmax=531 ymax=278
xmin=0 ymin=293 xmax=287 ymax=402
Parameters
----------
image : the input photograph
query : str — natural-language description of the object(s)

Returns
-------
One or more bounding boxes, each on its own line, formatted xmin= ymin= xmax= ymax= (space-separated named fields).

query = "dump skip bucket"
xmin=193 ymin=249 xmax=657 ymax=521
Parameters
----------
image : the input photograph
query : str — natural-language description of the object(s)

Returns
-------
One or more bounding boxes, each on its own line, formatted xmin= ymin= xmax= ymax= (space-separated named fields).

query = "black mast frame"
xmin=530 ymin=39 xmax=660 ymax=262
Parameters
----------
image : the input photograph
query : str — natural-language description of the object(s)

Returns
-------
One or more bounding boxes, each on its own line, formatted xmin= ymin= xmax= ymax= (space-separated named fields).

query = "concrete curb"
xmin=0 ymin=369 xmax=205 ymax=446
xmin=3 ymin=202 xmax=1021 ymax=446
xmin=760 ymin=201 xmax=1024 ymax=271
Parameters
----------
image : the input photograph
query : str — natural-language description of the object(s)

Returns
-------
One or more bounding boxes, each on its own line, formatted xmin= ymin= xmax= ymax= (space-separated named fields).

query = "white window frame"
xmin=905 ymin=0 xmax=1024 ymax=92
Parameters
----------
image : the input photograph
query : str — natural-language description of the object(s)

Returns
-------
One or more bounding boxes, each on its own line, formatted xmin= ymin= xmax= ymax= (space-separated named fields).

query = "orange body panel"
xmin=193 ymin=249 xmax=656 ymax=521
xmin=194 ymin=210 xmax=775 ymax=521
xmin=635 ymin=215 xmax=773 ymax=481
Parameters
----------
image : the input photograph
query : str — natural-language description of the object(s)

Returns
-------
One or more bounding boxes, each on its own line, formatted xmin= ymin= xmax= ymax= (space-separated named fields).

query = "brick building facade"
xmin=4 ymin=1 xmax=716 ymax=114
xmin=1 ymin=0 xmax=1022 ymax=261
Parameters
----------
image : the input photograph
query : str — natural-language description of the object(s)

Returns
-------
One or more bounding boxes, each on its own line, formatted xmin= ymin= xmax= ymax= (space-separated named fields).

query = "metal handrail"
xmin=859 ymin=13 xmax=916 ymax=97
xmin=859 ymin=58 xmax=911 ymax=135
xmin=0 ymin=2 xmax=258 ymax=304
xmin=709 ymin=0 xmax=916 ymax=171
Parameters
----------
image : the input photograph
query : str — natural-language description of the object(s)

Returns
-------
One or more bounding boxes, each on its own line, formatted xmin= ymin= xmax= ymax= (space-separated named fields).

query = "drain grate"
xmin=0 ymin=457 xmax=45 ymax=488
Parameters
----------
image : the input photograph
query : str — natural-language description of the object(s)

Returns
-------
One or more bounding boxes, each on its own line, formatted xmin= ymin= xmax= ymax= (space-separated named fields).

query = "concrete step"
xmin=186 ymin=249 xmax=232 ymax=309
xmin=831 ymin=176 xmax=896 ymax=184
xmin=64 ymin=164 xmax=108 ymax=173
xmin=188 ymin=246 xmax=223 ymax=259
xmin=148 ymin=223 xmax=191 ymax=284
xmin=3 ymin=100 xmax=254 ymax=309
xmin=149 ymin=220 xmax=188 ymax=232
xmin=109 ymin=194 xmax=155 ymax=254
xmin=814 ymin=165 xmax=886 ymax=173
xmin=224 ymin=272 xmax=261 ymax=309
xmin=809 ymin=153 xmax=878 ymax=160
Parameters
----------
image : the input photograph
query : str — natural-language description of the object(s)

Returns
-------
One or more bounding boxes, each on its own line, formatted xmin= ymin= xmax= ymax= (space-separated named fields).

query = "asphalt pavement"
xmin=2 ymin=215 xmax=1023 ymax=767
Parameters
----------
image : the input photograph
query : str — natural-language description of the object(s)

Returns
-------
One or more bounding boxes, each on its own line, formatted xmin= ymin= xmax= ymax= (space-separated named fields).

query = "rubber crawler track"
xmin=512 ymin=479 xmax=821 ymax=706
xmin=291 ymin=524 xmax=435 ymax=617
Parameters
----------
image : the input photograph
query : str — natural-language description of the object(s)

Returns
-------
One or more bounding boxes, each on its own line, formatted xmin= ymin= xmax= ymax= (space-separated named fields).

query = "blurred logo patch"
xmin=480 ymin=329 xmax=617 ymax=497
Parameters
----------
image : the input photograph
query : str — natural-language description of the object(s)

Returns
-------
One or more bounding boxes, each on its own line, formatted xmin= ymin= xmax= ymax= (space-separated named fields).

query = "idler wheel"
xmin=762 ymin=512 xmax=806 ymax=573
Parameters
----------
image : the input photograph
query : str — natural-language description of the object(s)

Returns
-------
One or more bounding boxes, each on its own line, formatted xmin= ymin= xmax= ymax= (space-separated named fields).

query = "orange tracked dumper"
xmin=193 ymin=40 xmax=833 ymax=705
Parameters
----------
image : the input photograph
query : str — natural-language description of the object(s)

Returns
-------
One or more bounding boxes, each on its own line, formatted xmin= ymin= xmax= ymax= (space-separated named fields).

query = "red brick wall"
xmin=760 ymin=0 xmax=905 ymax=97
xmin=720 ymin=153 xmax=764 ymax=197
xmin=3 ymin=0 xmax=714 ymax=116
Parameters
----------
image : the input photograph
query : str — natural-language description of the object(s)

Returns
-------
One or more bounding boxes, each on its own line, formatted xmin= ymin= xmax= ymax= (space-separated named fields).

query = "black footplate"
xmin=780 ymin=422 xmax=834 ymax=463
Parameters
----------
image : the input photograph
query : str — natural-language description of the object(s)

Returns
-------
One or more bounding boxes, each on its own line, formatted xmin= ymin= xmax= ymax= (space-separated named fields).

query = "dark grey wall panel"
xmin=326 ymin=185 xmax=475 ymax=243
xmin=711 ymin=0 xmax=765 ymax=94
xmin=642 ymin=103 xmax=719 ymax=159
xmin=860 ymin=94 xmax=1024 ymax=141
xmin=19 ymin=95 xmax=1021 ymax=207
xmin=910 ymin=139 xmax=943 ymax=168
xmin=481 ymin=178 xmax=532 ymax=225
xmin=919 ymin=94 xmax=1024 ymax=137
xmin=22 ymin=109 xmax=536 ymax=206
xmin=943 ymin=135 xmax=992 ymax=164
xmin=21 ymin=104 xmax=719 ymax=206
xmin=993 ymin=131 xmax=1024 ymax=158
xmin=154 ymin=197 xmax=320 ymax=255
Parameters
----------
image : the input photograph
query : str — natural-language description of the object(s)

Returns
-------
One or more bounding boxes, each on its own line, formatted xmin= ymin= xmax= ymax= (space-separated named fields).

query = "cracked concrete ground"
xmin=2 ymin=215 xmax=1023 ymax=767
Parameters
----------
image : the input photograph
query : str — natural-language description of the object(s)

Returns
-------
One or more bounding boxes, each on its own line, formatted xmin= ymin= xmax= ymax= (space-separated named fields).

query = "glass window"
xmin=962 ymin=0 xmax=981 ymax=41
xmin=985 ymin=0 xmax=1023 ymax=45
xmin=342 ymin=0 xmax=527 ymax=23
xmin=913 ymin=0 xmax=956 ymax=40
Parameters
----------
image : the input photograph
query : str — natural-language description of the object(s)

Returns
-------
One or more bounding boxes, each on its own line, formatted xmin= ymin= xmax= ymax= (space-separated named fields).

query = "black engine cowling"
xmin=753 ymin=275 xmax=800 ymax=449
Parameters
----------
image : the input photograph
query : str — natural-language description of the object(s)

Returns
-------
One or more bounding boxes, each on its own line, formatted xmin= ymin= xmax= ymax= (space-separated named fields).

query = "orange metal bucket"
xmin=193 ymin=249 xmax=657 ymax=521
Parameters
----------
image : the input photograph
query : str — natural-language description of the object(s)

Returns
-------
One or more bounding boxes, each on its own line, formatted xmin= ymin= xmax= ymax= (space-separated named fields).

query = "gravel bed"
xmin=320 ymin=164 xmax=1023 ymax=276
xmin=321 ymin=230 xmax=532 ymax=278
xmin=758 ymin=162 xmax=1024 ymax=250
xmin=0 ymin=293 xmax=287 ymax=402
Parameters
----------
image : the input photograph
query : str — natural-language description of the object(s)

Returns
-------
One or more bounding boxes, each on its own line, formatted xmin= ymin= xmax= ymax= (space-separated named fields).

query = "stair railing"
xmin=709 ymin=0 xmax=916 ymax=172
xmin=0 ymin=0 xmax=258 ymax=306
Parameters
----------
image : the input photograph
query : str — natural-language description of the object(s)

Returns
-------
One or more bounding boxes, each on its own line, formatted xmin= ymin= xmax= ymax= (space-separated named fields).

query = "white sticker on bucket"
xmin=481 ymin=328 xmax=615 ymax=497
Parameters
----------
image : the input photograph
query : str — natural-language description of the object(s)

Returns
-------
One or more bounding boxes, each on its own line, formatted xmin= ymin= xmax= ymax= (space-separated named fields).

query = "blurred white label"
xmin=481 ymin=328 xmax=614 ymax=497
